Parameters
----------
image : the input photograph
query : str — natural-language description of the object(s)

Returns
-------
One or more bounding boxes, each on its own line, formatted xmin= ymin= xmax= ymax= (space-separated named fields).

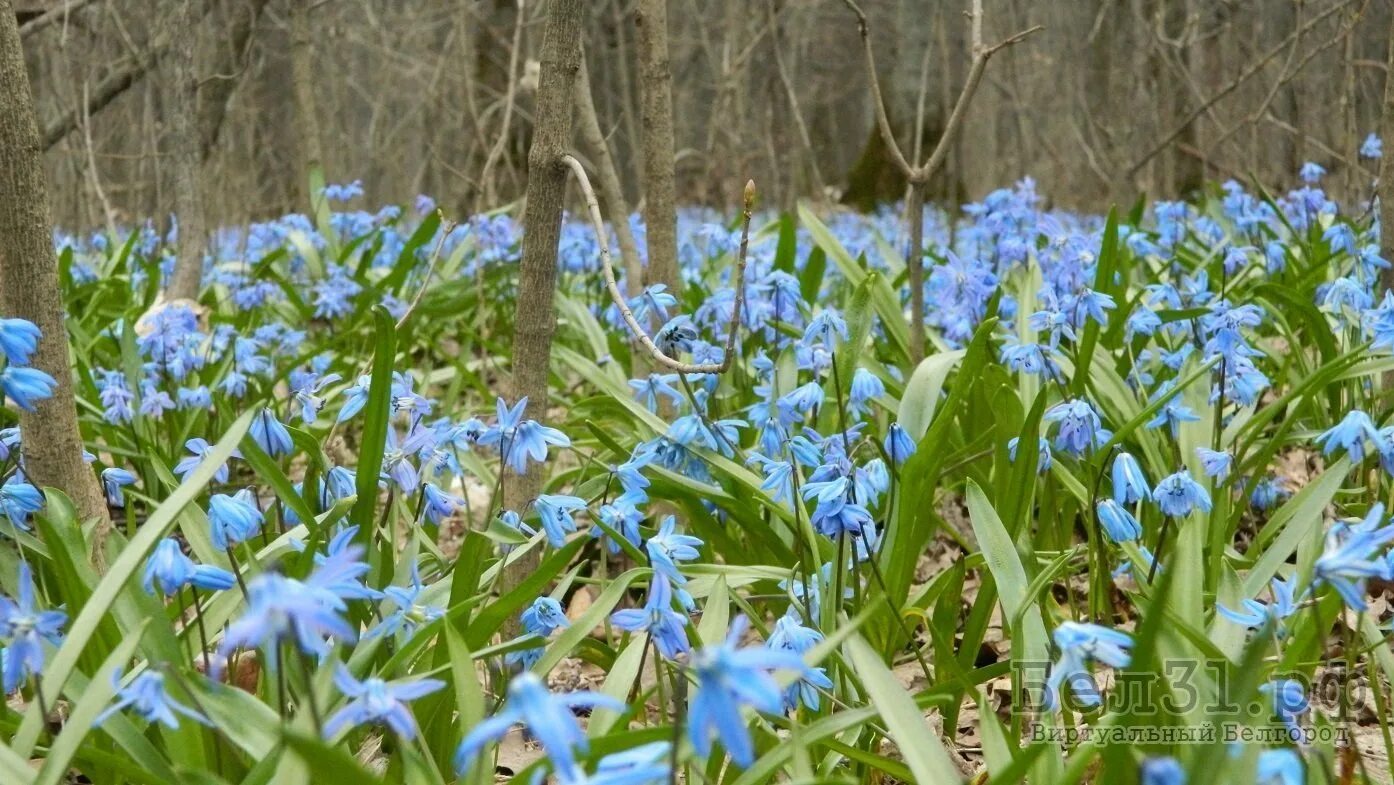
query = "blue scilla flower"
xmin=802 ymin=309 xmax=848 ymax=346
xmin=422 ymin=483 xmax=465 ymax=524
xmin=1298 ymin=161 xmax=1325 ymax=183
xmin=552 ymin=742 xmax=670 ymax=785
xmin=1111 ymin=452 xmax=1149 ymax=504
xmin=766 ymin=613 xmax=833 ymax=711
xmin=1041 ymin=621 xmax=1133 ymax=712
xmin=611 ymin=573 xmax=690 ymax=659
xmin=1196 ymin=447 xmax=1233 ymax=480
xmin=1317 ymin=410 xmax=1378 ymax=462
xmin=1096 ymin=499 xmax=1141 ymax=543
xmin=207 ymin=491 xmax=263 ymax=550
xmin=173 ymin=437 xmax=235 ymax=485
xmin=1362 ymin=133 xmax=1383 ymax=159
xmin=367 ymin=565 xmax=442 ymax=640
xmin=0 ymin=366 xmax=56 ymax=412
xmin=1314 ymin=522 xmax=1394 ymax=611
xmin=688 ymin=615 xmax=809 ymax=767
xmin=883 ymin=423 xmax=916 ymax=466
xmin=142 ymin=538 xmax=236 ymax=595
xmin=250 ymin=408 xmax=294 ymax=457
xmin=138 ymin=381 xmax=175 ymax=420
xmin=1044 ymin=399 xmax=1102 ymax=455
xmin=1145 ymin=385 xmax=1200 ymax=439
xmin=847 ymin=368 xmax=884 ymax=418
xmin=215 ymin=555 xmax=364 ymax=668
xmin=0 ymin=478 xmax=43 ymax=530
xmin=630 ymin=284 xmax=678 ymax=325
xmin=1007 ymin=436 xmax=1052 ymax=473
xmin=628 ymin=373 xmax=682 ymax=413
xmin=1256 ymin=748 xmax=1303 ymax=784
xmin=324 ymin=664 xmax=444 ymax=740
xmin=506 ymin=596 xmax=569 ymax=669
xmin=1153 ymin=469 xmax=1211 ymax=517
xmin=1141 ymin=756 xmax=1185 ymax=785
xmin=0 ymin=563 xmax=65 ymax=693
xmin=97 ymin=371 xmax=134 ymax=424
xmin=1259 ymin=679 xmax=1308 ymax=740
xmin=336 ymin=375 xmax=371 ymax=422
xmin=293 ymin=372 xmax=342 ymax=424
xmin=534 ymin=494 xmax=586 ymax=547
xmin=1217 ymin=576 xmax=1302 ymax=638
xmin=1250 ymin=475 xmax=1289 ymax=510
xmin=94 ymin=670 xmax=209 ymax=729
xmin=654 ymin=316 xmax=699 ymax=356
xmin=0 ymin=319 xmax=41 ymax=365
xmin=454 ymin=672 xmax=626 ymax=776
xmin=646 ymin=516 xmax=702 ymax=584
xmin=100 ymin=467 xmax=137 ymax=508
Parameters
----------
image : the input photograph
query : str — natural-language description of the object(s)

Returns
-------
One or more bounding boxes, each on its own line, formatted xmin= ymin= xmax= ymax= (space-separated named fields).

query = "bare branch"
xmin=18 ymin=0 xmax=96 ymax=39
xmin=562 ymin=153 xmax=750 ymax=376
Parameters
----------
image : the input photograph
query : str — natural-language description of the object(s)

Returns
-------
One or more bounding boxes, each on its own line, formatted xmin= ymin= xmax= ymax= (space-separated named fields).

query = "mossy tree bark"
xmin=635 ymin=0 xmax=679 ymax=295
xmin=501 ymin=0 xmax=584 ymax=628
xmin=0 ymin=0 xmax=112 ymax=552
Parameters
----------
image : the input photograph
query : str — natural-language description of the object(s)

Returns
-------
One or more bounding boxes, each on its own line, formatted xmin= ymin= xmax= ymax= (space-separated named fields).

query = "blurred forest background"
xmin=14 ymin=0 xmax=1393 ymax=227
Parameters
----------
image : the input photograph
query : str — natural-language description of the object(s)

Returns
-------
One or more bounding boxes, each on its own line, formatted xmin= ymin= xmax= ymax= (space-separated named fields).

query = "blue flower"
xmin=553 ymin=742 xmax=671 ymax=785
xmin=422 ymin=483 xmax=465 ymax=524
xmin=1096 ymin=499 xmax=1141 ymax=543
xmin=142 ymin=538 xmax=236 ymax=595
xmin=479 ymin=397 xmax=570 ymax=474
xmin=883 ymin=423 xmax=915 ymax=466
xmin=1259 ymin=679 xmax=1308 ymax=740
xmin=655 ymin=316 xmax=699 ymax=355
xmin=766 ymin=613 xmax=832 ymax=710
xmin=1153 ymin=469 xmax=1211 ymax=517
xmin=336 ymin=375 xmax=371 ymax=422
xmin=293 ymin=372 xmax=342 ymax=424
xmin=847 ymin=368 xmax=885 ymax=418
xmin=0 ymin=479 xmax=44 ymax=530
xmin=100 ymin=467 xmax=137 ymax=507
xmin=506 ymin=596 xmax=570 ymax=668
xmin=1216 ymin=576 xmax=1302 ymax=638
xmin=1145 ymin=385 xmax=1200 ymax=438
xmin=688 ymin=615 xmax=809 ymax=767
xmin=1196 ymin=447 xmax=1232 ymax=480
xmin=324 ymin=664 xmax=444 ymax=740
xmin=1256 ymin=748 xmax=1303 ymax=784
xmin=1041 ymin=621 xmax=1132 ymax=712
xmin=250 ymin=408 xmax=294 ymax=457
xmin=94 ymin=670 xmax=209 ymax=729
xmin=646 ymin=516 xmax=702 ymax=584
xmin=610 ymin=573 xmax=690 ymax=659
xmin=0 ymin=563 xmax=66 ymax=693
xmin=629 ymin=373 xmax=682 ymax=412
xmin=454 ymin=672 xmax=626 ymax=776
xmin=534 ymin=494 xmax=586 ymax=547
xmin=1141 ymin=756 xmax=1185 ymax=785
xmin=0 ymin=366 xmax=57 ymax=411
xmin=1314 ymin=520 xmax=1394 ymax=611
xmin=1007 ymin=436 xmax=1052 ymax=473
xmin=1298 ymin=161 xmax=1325 ymax=183
xmin=1044 ymin=399 xmax=1103 ymax=455
xmin=1317 ymin=410 xmax=1378 ymax=462
xmin=1361 ymin=133 xmax=1383 ymax=159
xmin=1111 ymin=452 xmax=1150 ymax=504
xmin=0 ymin=319 xmax=41 ymax=365
xmin=207 ymin=490 xmax=264 ymax=550
xmin=802 ymin=309 xmax=848 ymax=345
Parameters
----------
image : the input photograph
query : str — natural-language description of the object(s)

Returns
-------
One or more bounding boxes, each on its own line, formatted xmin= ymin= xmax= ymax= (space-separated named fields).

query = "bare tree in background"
xmin=575 ymin=50 xmax=643 ymax=299
xmin=841 ymin=0 xmax=1038 ymax=362
xmin=0 ymin=0 xmax=111 ymax=554
xmin=289 ymin=0 xmax=324 ymax=205
xmin=502 ymin=0 xmax=583 ymax=618
xmin=635 ymin=0 xmax=678 ymax=294
xmin=163 ymin=0 xmax=206 ymax=301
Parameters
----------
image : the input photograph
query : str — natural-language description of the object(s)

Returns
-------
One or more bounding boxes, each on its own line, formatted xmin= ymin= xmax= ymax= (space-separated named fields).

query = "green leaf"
xmin=845 ymin=634 xmax=962 ymax=784
xmin=350 ymin=306 xmax=397 ymax=544
xmin=895 ymin=349 xmax=965 ymax=441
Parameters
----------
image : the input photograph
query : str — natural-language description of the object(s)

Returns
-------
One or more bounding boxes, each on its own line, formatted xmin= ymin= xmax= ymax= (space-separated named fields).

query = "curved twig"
xmin=561 ymin=153 xmax=750 ymax=375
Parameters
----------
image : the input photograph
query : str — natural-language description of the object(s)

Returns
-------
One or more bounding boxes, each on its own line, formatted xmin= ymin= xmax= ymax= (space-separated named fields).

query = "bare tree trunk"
xmin=635 ymin=0 xmax=679 ymax=294
xmin=0 ymin=0 xmax=112 ymax=553
xmin=289 ymin=0 xmax=324 ymax=204
xmin=575 ymin=52 xmax=644 ymax=298
xmin=199 ymin=0 xmax=270 ymax=161
xmin=163 ymin=0 xmax=206 ymax=301
xmin=501 ymin=0 xmax=583 ymax=626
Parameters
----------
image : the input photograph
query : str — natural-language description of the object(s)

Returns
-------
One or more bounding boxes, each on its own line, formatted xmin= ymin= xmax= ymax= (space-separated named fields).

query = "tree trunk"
xmin=0 ymin=0 xmax=112 ymax=550
xmin=575 ymin=51 xmax=644 ymax=298
xmin=289 ymin=0 xmax=324 ymax=204
xmin=163 ymin=0 xmax=206 ymax=301
xmin=501 ymin=0 xmax=583 ymax=627
xmin=634 ymin=0 xmax=678 ymax=294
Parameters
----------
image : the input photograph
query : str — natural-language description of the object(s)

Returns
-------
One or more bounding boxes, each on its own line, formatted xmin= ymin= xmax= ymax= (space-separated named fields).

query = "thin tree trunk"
xmin=0 ymin=0 xmax=112 ymax=554
xmin=575 ymin=52 xmax=644 ymax=298
xmin=289 ymin=0 xmax=324 ymax=204
xmin=163 ymin=0 xmax=206 ymax=301
xmin=501 ymin=0 xmax=584 ymax=626
xmin=635 ymin=0 xmax=679 ymax=294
